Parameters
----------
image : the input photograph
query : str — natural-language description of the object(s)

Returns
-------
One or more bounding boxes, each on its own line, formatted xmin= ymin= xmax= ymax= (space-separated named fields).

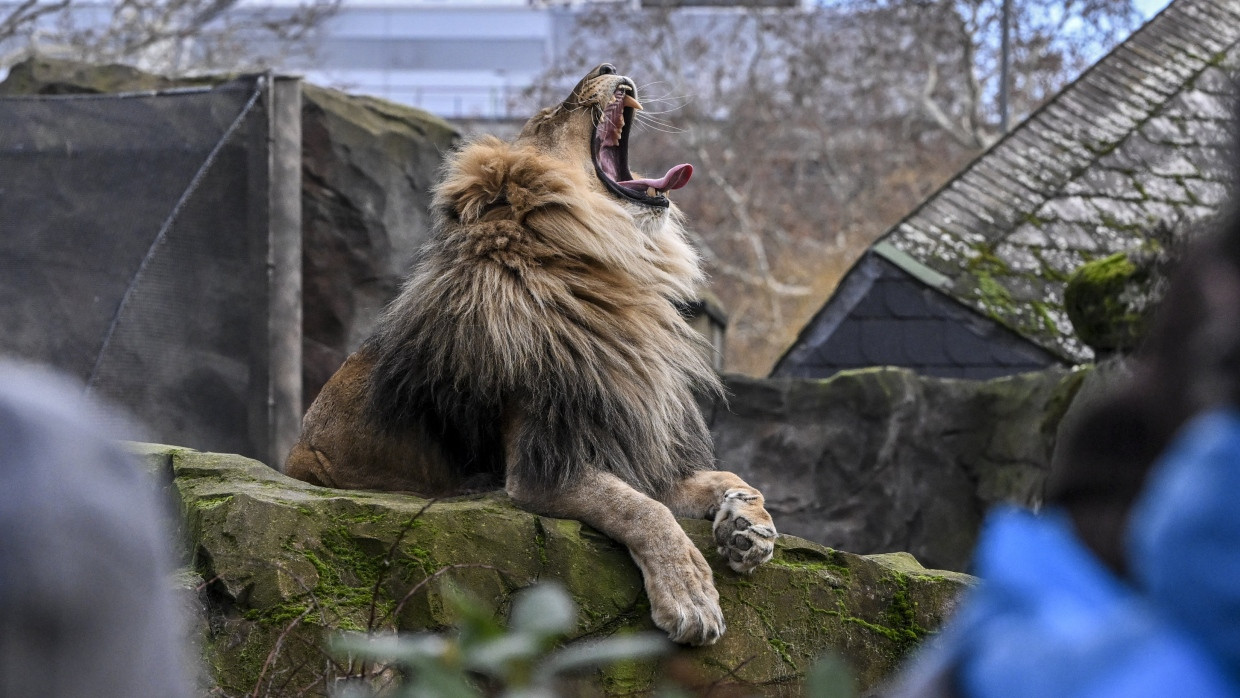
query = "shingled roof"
xmin=870 ymin=0 xmax=1239 ymax=363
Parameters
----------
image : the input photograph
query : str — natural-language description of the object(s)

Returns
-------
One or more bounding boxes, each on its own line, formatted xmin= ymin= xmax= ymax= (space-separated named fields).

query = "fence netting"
xmin=0 ymin=77 xmax=292 ymax=460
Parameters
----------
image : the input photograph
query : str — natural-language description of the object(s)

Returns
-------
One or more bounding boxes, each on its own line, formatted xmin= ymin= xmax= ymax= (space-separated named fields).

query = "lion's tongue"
xmin=617 ymin=163 xmax=693 ymax=193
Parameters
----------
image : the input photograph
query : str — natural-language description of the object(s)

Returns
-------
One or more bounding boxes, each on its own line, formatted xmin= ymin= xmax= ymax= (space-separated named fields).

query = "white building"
xmin=291 ymin=3 xmax=562 ymax=118
xmin=282 ymin=0 xmax=804 ymax=118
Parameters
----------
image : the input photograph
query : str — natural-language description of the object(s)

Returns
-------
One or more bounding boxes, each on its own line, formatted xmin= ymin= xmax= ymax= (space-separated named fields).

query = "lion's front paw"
xmin=642 ymin=539 xmax=726 ymax=646
xmin=713 ymin=488 xmax=777 ymax=574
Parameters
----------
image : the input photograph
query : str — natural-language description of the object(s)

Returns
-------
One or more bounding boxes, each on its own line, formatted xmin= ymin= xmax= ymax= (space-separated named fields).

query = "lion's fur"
xmin=286 ymin=66 xmax=775 ymax=645
xmin=287 ymin=70 xmax=721 ymax=498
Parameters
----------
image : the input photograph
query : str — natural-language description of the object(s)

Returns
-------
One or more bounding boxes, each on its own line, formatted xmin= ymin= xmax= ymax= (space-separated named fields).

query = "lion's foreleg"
xmin=660 ymin=471 xmax=778 ymax=574
xmin=506 ymin=469 xmax=726 ymax=646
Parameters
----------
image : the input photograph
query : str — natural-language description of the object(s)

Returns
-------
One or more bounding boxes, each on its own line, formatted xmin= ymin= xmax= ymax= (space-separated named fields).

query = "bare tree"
xmin=0 ymin=0 xmax=340 ymax=74
xmin=526 ymin=0 xmax=1141 ymax=375
xmin=0 ymin=1 xmax=69 ymax=51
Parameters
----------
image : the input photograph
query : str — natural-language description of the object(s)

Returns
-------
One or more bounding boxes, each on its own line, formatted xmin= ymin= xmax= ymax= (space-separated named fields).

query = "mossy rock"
xmin=0 ymin=56 xmax=200 ymax=94
xmin=131 ymin=444 xmax=973 ymax=696
xmin=1063 ymin=250 xmax=1159 ymax=353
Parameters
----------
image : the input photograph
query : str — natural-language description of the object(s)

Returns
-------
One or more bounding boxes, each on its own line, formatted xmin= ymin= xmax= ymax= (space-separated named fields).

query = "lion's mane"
xmin=365 ymin=135 xmax=722 ymax=496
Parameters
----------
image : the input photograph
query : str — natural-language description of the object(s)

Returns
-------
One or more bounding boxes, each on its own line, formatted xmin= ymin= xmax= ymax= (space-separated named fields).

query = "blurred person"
xmin=0 ymin=361 xmax=191 ymax=697
xmin=881 ymin=170 xmax=1240 ymax=696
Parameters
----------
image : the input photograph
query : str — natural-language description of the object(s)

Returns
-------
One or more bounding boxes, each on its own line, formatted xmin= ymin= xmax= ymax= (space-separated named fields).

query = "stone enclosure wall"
xmin=709 ymin=367 xmax=1084 ymax=572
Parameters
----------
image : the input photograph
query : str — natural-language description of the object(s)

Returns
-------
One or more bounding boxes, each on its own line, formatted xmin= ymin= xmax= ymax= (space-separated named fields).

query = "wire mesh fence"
xmin=0 ymin=76 xmax=302 ymax=466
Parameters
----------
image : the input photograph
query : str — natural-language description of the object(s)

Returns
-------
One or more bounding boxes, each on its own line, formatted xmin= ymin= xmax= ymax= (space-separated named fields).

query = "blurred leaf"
xmin=329 ymin=677 xmax=373 ymax=698
xmin=327 ymin=583 xmax=668 ymax=698
xmin=333 ymin=632 xmax=451 ymax=665
xmin=463 ymin=633 xmax=544 ymax=676
xmin=400 ymin=661 xmax=479 ymax=698
xmin=805 ymin=654 xmax=859 ymax=698
xmin=508 ymin=583 xmax=577 ymax=639
xmin=501 ymin=689 xmax=557 ymax=698
xmin=534 ymin=633 xmax=671 ymax=682
xmin=444 ymin=583 xmax=504 ymax=646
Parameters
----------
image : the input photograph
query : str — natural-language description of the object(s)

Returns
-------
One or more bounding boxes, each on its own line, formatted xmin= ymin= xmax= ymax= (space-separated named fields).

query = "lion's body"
xmin=286 ymin=65 xmax=776 ymax=645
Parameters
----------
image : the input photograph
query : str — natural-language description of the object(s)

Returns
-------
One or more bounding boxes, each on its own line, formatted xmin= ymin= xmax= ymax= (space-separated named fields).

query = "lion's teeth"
xmin=623 ymin=94 xmax=643 ymax=111
xmin=647 ymin=187 xmax=657 ymax=197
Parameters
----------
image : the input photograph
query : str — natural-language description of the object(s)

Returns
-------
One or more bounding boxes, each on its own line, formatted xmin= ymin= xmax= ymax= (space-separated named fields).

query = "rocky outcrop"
xmin=297 ymin=84 xmax=458 ymax=403
xmin=707 ymin=367 xmax=1085 ymax=571
xmin=132 ymin=443 xmax=973 ymax=696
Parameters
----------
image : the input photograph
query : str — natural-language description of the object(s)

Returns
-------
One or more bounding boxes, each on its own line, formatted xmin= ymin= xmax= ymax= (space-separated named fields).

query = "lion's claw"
xmin=713 ymin=488 xmax=777 ymax=574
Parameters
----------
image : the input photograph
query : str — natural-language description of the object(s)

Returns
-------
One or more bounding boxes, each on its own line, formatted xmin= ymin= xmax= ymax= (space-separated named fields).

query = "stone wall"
xmin=707 ymin=367 xmax=1085 ymax=571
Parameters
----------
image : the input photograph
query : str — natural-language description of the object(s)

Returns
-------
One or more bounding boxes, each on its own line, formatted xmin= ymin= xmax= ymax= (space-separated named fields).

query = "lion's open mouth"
xmin=592 ymin=83 xmax=692 ymax=208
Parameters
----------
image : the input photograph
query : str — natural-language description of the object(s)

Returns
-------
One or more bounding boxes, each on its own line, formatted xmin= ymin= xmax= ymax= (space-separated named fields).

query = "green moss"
xmin=768 ymin=637 xmax=796 ymax=667
xmin=193 ymin=495 xmax=234 ymax=510
xmin=975 ymin=272 xmax=1014 ymax=317
xmin=599 ymin=656 xmax=657 ymax=695
xmin=1030 ymin=301 xmax=1059 ymax=336
xmin=340 ymin=511 xmax=392 ymax=525
xmin=1021 ymin=212 xmax=1050 ymax=227
xmin=244 ymin=521 xmax=403 ymax=633
xmin=826 ymin=573 xmax=931 ymax=665
xmin=880 ymin=577 xmax=928 ymax=648
xmin=1064 ymin=251 xmax=1150 ymax=351
xmin=401 ymin=546 xmax=436 ymax=577
xmin=961 ymin=242 xmax=1021 ymax=321
xmin=534 ymin=518 xmax=550 ymax=566
xmin=767 ymin=557 xmax=849 ymax=580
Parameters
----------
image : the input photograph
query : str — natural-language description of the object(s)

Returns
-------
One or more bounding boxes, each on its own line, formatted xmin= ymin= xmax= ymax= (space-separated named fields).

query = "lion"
xmin=284 ymin=64 xmax=777 ymax=646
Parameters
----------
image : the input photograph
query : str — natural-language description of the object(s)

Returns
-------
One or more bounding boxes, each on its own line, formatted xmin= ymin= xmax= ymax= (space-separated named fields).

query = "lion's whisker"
xmin=634 ymin=95 xmax=692 ymax=116
xmin=633 ymin=118 xmax=686 ymax=136
xmin=634 ymin=113 xmax=686 ymax=134
xmin=632 ymin=83 xmax=693 ymax=115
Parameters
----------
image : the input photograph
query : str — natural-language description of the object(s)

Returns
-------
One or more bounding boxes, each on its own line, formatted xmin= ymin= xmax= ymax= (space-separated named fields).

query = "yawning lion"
xmin=285 ymin=64 xmax=777 ymax=645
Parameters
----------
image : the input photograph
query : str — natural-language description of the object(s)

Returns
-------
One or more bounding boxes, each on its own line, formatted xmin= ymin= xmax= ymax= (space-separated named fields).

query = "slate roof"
xmin=774 ymin=250 xmax=1061 ymax=379
xmin=874 ymin=0 xmax=1240 ymax=363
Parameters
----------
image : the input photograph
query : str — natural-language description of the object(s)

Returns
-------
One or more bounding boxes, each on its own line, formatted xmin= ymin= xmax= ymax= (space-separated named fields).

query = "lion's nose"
xmin=595 ymin=63 xmax=618 ymax=77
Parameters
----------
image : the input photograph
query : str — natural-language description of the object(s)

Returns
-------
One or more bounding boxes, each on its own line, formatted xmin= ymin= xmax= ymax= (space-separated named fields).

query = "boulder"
xmin=131 ymin=444 xmax=973 ymax=696
xmin=298 ymin=84 xmax=458 ymax=404
xmin=708 ymin=367 xmax=1085 ymax=571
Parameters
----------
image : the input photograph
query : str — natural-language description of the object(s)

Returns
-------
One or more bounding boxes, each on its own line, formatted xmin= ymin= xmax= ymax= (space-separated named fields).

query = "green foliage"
xmin=331 ymin=583 xmax=670 ymax=698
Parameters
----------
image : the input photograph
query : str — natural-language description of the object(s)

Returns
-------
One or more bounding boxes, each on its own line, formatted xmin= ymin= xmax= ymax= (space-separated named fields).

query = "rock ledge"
xmin=132 ymin=444 xmax=973 ymax=695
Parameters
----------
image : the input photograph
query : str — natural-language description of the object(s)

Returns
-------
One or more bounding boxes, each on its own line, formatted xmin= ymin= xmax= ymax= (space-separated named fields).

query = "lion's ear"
xmin=435 ymin=137 xmax=514 ymax=224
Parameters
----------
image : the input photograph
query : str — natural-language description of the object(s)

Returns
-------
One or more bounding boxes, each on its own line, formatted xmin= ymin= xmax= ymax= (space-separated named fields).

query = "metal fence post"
xmin=267 ymin=75 xmax=304 ymax=470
